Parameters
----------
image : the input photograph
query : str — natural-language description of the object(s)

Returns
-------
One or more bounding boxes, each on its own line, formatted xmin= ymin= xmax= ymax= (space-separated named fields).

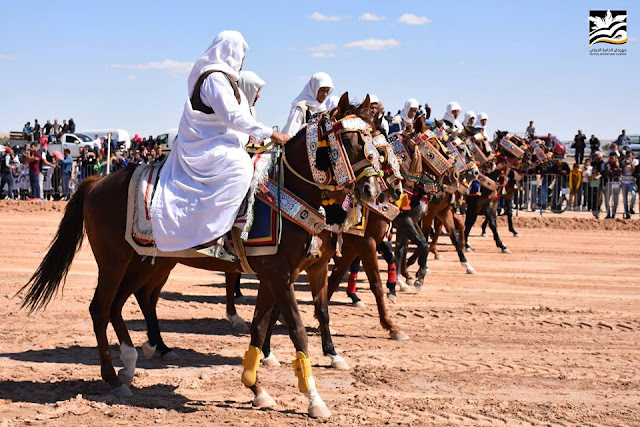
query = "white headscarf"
xmin=476 ymin=112 xmax=489 ymax=136
xmin=367 ymin=94 xmax=380 ymax=105
xmin=443 ymin=101 xmax=462 ymax=129
xmin=464 ymin=111 xmax=476 ymax=126
xmin=238 ymin=70 xmax=265 ymax=117
xmin=291 ymin=72 xmax=335 ymax=112
xmin=187 ymin=30 xmax=248 ymax=95
xmin=325 ymin=95 xmax=340 ymax=111
xmin=400 ymin=98 xmax=419 ymax=123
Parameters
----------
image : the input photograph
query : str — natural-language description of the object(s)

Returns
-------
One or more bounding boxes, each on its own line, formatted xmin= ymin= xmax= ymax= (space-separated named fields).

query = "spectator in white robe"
xmin=389 ymin=98 xmax=419 ymax=135
xmin=282 ymin=72 xmax=334 ymax=137
xmin=150 ymin=30 xmax=290 ymax=254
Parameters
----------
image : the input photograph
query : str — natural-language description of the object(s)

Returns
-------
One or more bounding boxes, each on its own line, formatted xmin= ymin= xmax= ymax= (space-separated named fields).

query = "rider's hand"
xmin=271 ymin=131 xmax=291 ymax=146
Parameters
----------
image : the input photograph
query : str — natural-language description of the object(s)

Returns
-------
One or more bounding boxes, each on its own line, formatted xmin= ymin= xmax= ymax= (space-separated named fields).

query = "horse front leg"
xmin=505 ymin=197 xmax=518 ymax=236
xmin=360 ymin=237 xmax=409 ymax=341
xmin=487 ymin=204 xmax=509 ymax=253
xmin=442 ymin=211 xmax=475 ymax=274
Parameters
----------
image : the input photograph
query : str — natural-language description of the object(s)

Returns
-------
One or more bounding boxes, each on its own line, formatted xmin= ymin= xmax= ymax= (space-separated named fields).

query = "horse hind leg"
xmin=89 ymin=260 xmax=132 ymax=397
xmin=225 ymin=272 xmax=249 ymax=332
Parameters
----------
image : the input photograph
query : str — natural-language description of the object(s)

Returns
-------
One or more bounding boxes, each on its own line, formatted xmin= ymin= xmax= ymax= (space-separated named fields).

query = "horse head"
xmin=331 ymin=92 xmax=382 ymax=204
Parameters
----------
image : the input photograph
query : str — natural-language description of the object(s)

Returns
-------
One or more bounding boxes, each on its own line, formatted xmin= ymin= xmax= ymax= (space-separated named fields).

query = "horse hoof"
xmin=227 ymin=313 xmax=250 ymax=333
xmin=253 ymin=390 xmax=277 ymax=408
xmin=414 ymin=284 xmax=423 ymax=293
xmin=390 ymin=331 xmax=410 ymax=341
xmin=434 ymin=254 xmax=443 ymax=260
xmin=397 ymin=278 xmax=411 ymax=292
xmin=480 ymin=232 xmax=487 ymax=237
xmin=424 ymin=268 xmax=431 ymax=275
xmin=465 ymin=247 xmax=474 ymax=253
xmin=261 ymin=353 xmax=281 ymax=368
xmin=502 ymin=248 xmax=511 ymax=254
xmin=112 ymin=384 xmax=133 ymax=398
xmin=352 ymin=300 xmax=366 ymax=308
xmin=141 ymin=341 xmax=157 ymax=360
xmin=330 ymin=355 xmax=350 ymax=370
xmin=161 ymin=350 xmax=178 ymax=361
xmin=462 ymin=262 xmax=477 ymax=275
xmin=117 ymin=370 xmax=134 ymax=387
xmin=387 ymin=293 xmax=397 ymax=303
xmin=513 ymin=233 xmax=520 ymax=238
xmin=405 ymin=277 xmax=415 ymax=287
xmin=308 ymin=398 xmax=332 ymax=418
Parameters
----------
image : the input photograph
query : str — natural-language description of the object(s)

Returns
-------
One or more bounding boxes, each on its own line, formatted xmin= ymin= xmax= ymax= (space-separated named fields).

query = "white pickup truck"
xmin=47 ymin=133 xmax=101 ymax=158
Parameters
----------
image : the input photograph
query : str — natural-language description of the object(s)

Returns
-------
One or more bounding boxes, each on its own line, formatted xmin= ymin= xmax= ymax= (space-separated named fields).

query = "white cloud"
xmin=307 ymin=43 xmax=337 ymax=52
xmin=0 ymin=54 xmax=17 ymax=61
xmin=311 ymin=52 xmax=336 ymax=58
xmin=344 ymin=38 xmax=400 ymax=51
xmin=359 ymin=13 xmax=385 ymax=21
xmin=109 ymin=59 xmax=194 ymax=74
xmin=127 ymin=74 xmax=137 ymax=80
xmin=398 ymin=13 xmax=431 ymax=25
xmin=311 ymin=12 xmax=342 ymax=21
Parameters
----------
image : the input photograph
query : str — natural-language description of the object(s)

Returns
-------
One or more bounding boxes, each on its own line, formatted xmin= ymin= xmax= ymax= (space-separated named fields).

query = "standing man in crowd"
xmin=615 ymin=129 xmax=631 ymax=153
xmin=0 ymin=147 xmax=15 ymax=200
xmin=572 ymin=130 xmax=586 ymax=165
xmin=603 ymin=152 xmax=621 ymax=219
xmin=526 ymin=120 xmax=535 ymax=140
xmin=621 ymin=151 xmax=637 ymax=219
xmin=26 ymin=143 xmax=43 ymax=200
xmin=60 ymin=148 xmax=73 ymax=201
xmin=589 ymin=134 xmax=600 ymax=159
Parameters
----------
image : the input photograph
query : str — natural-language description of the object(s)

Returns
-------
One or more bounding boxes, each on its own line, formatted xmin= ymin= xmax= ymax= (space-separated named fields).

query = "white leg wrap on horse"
xmin=141 ymin=341 xmax=157 ymax=359
xmin=462 ymin=262 xmax=477 ymax=275
xmin=330 ymin=354 xmax=350 ymax=370
xmin=305 ymin=377 xmax=331 ymax=418
xmin=118 ymin=343 xmax=138 ymax=386
xmin=261 ymin=352 xmax=281 ymax=367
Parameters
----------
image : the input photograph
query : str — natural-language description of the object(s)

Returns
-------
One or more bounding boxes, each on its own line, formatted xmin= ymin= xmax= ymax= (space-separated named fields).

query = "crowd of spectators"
xmin=514 ymin=127 xmax=639 ymax=219
xmin=2 ymin=125 xmax=168 ymax=201
xmin=22 ymin=118 xmax=76 ymax=144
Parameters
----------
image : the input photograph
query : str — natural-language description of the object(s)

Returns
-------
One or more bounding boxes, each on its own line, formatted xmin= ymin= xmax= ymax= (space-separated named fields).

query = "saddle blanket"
xmin=126 ymin=152 xmax=281 ymax=258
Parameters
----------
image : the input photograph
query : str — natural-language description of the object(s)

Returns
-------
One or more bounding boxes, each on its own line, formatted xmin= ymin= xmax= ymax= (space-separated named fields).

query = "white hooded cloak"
xmin=400 ymin=98 xmax=419 ymax=125
xmin=150 ymin=30 xmax=274 ymax=251
xmin=282 ymin=72 xmax=334 ymax=137
xmin=443 ymin=101 xmax=463 ymax=132
xmin=476 ymin=112 xmax=489 ymax=137
xmin=238 ymin=70 xmax=265 ymax=117
xmin=464 ymin=111 xmax=476 ymax=127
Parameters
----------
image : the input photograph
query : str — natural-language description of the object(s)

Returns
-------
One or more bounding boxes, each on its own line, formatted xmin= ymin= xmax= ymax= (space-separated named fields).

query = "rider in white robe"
xmin=282 ymin=72 xmax=334 ymax=137
xmin=151 ymin=30 xmax=289 ymax=252
xmin=238 ymin=70 xmax=265 ymax=118
xmin=464 ymin=111 xmax=476 ymax=127
xmin=442 ymin=101 xmax=463 ymax=133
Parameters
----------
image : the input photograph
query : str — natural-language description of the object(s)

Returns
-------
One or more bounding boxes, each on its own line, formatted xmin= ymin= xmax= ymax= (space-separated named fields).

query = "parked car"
xmin=79 ymin=129 xmax=131 ymax=151
xmin=627 ymin=135 xmax=640 ymax=155
xmin=47 ymin=133 xmax=100 ymax=158
xmin=156 ymin=129 xmax=178 ymax=152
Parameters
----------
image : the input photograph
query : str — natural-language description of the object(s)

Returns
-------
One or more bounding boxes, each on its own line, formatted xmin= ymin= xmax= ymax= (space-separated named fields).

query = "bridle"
xmin=283 ymin=112 xmax=382 ymax=192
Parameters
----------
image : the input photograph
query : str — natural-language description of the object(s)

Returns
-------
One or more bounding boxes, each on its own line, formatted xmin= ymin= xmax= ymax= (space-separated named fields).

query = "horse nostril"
xmin=364 ymin=186 xmax=372 ymax=198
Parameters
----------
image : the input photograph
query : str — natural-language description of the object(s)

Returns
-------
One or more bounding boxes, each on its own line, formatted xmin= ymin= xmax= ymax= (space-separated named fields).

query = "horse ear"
xmin=433 ymin=118 xmax=444 ymax=128
xmin=414 ymin=114 xmax=425 ymax=132
xmin=335 ymin=92 xmax=350 ymax=117
xmin=360 ymin=94 xmax=371 ymax=113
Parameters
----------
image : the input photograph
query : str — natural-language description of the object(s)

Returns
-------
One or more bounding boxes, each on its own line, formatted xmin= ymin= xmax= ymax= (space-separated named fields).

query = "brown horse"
xmin=19 ymin=93 xmax=377 ymax=418
xmin=135 ymin=133 xmax=409 ymax=373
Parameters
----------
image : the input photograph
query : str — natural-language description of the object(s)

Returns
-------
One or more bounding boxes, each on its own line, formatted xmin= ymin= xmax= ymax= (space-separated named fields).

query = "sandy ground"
xmin=1 ymin=201 xmax=639 ymax=426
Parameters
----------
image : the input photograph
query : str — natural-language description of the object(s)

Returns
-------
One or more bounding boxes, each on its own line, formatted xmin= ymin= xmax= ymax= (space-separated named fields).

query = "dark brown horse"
xmin=136 ymin=133 xmax=409 ymax=373
xmin=19 ymin=93 xmax=377 ymax=419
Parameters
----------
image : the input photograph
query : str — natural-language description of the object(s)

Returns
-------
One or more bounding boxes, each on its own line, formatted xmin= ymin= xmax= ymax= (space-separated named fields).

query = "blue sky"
xmin=1 ymin=1 xmax=638 ymax=140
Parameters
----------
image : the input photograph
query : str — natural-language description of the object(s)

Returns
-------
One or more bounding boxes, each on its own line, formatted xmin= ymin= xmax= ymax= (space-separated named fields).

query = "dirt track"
xmin=1 ymin=202 xmax=639 ymax=426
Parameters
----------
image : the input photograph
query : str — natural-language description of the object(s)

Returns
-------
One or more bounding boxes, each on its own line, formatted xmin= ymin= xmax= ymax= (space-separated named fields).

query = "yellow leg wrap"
xmin=241 ymin=346 xmax=261 ymax=387
xmin=292 ymin=351 xmax=313 ymax=393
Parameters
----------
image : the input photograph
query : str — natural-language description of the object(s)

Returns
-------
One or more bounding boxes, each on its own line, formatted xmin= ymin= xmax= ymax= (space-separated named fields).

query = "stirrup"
xmin=196 ymin=238 xmax=239 ymax=263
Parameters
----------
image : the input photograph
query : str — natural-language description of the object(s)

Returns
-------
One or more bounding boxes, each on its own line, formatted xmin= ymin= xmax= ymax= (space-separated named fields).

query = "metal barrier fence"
xmin=513 ymin=174 xmax=635 ymax=217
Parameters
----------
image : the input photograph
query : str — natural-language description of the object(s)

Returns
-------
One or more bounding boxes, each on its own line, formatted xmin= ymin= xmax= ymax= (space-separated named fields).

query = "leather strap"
xmin=190 ymin=70 xmax=241 ymax=114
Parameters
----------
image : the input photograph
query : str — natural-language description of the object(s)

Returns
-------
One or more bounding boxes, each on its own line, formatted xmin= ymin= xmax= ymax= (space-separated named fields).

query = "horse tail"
xmin=18 ymin=176 xmax=101 ymax=312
